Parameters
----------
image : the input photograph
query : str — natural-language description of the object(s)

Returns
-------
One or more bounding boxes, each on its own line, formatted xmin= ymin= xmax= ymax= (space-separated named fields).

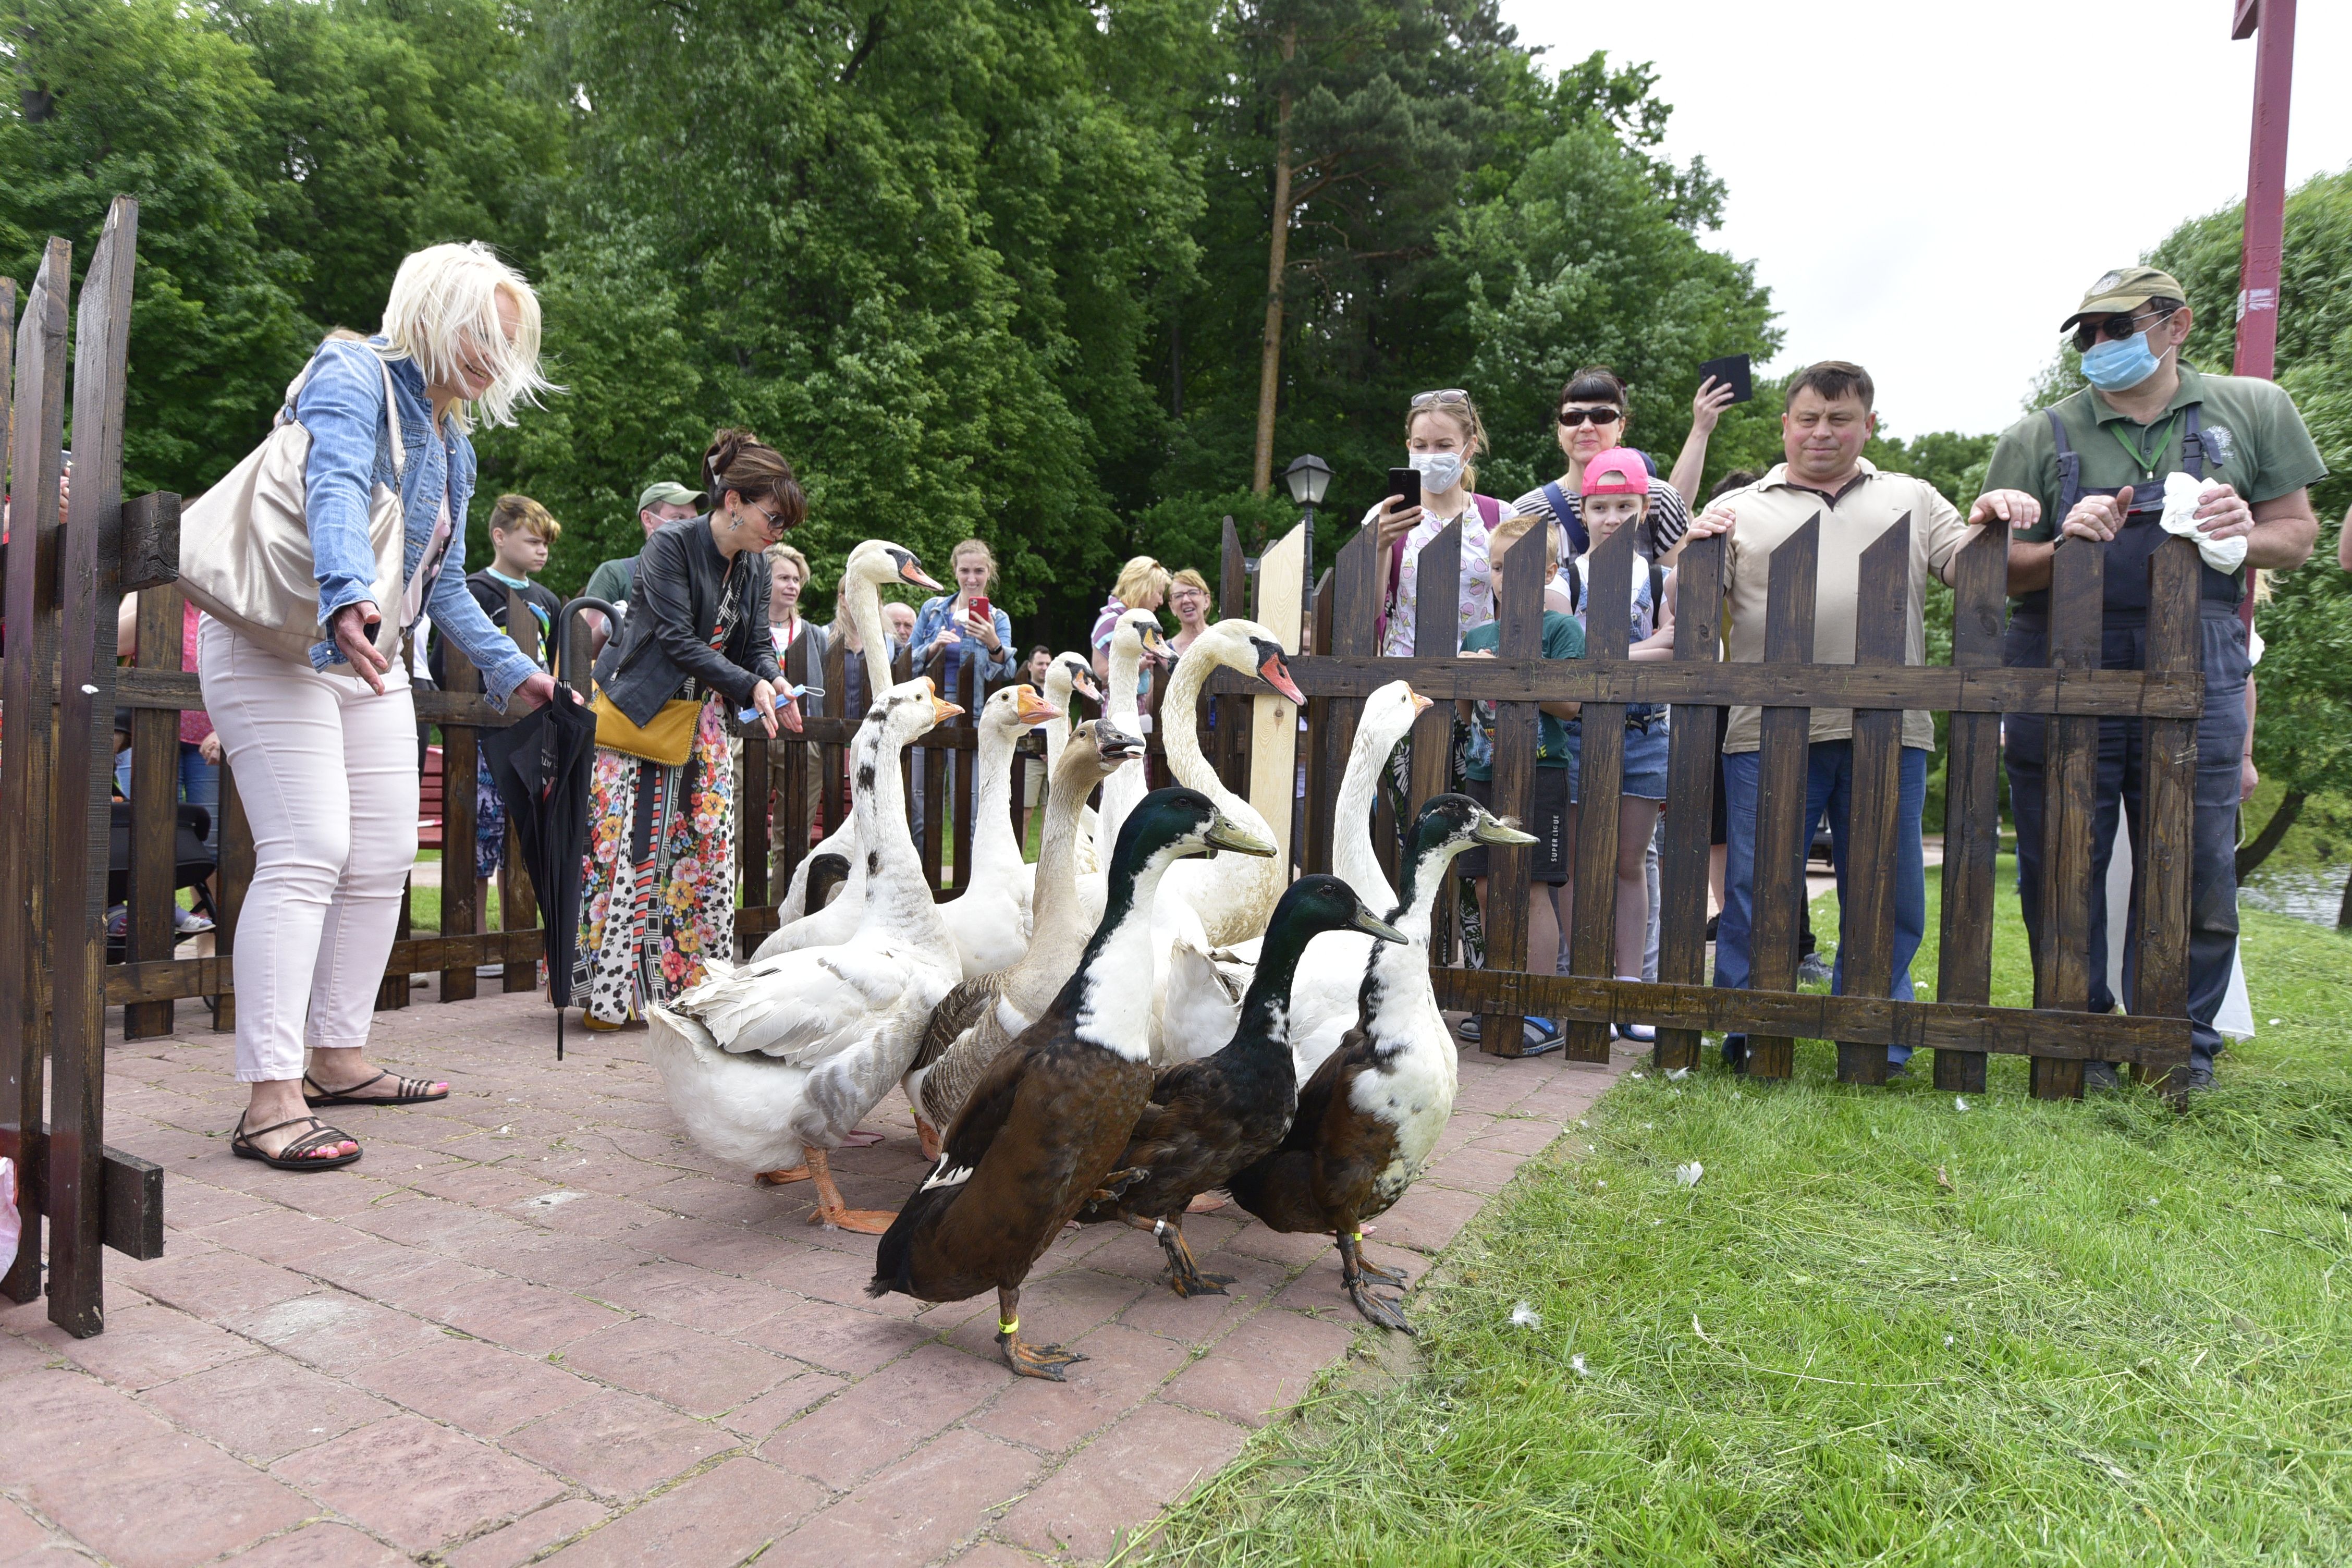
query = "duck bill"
xmin=1204 ymin=815 xmax=1276 ymax=858
xmin=1473 ymin=814 xmax=1538 ymax=847
xmin=1407 ymin=689 xmax=1433 ymax=715
xmin=1258 ymin=652 xmax=1306 ymax=705
xmin=1014 ymin=688 xmax=1062 ymax=725
xmin=1352 ymin=910 xmax=1409 ymax=945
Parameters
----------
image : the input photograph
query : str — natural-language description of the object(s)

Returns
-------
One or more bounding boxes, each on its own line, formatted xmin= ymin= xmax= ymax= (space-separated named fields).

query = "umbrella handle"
xmin=555 ymin=597 xmax=622 ymax=698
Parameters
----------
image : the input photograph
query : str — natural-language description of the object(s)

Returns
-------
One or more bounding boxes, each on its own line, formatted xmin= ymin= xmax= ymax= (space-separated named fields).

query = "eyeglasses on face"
xmin=2071 ymin=307 xmax=2175 ymax=353
xmin=1410 ymin=388 xmax=1471 ymax=409
xmin=1557 ymin=406 xmax=1625 ymax=428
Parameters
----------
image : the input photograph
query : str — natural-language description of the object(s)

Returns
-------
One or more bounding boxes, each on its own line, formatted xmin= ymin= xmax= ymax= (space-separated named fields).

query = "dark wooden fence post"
xmin=1933 ymin=522 xmax=2007 ymax=1093
xmin=1478 ymin=524 xmax=1543 ymax=1058
xmin=1743 ymin=515 xmax=1821 ymax=1081
xmin=439 ymin=644 xmax=482 ymax=1002
xmin=1216 ymin=517 xmax=1252 ymax=797
xmin=1832 ymin=516 xmax=1913 ymax=1085
xmin=1653 ymin=534 xmax=1725 ymax=1072
xmin=1563 ymin=524 xmax=1635 ymax=1062
xmin=1 ymin=244 xmax=68 ymax=1308
xmin=2030 ymin=534 xmax=2105 ymax=1100
xmin=2130 ymin=539 xmax=2200 ymax=1091
xmin=1405 ymin=523 xmax=1463 ymax=964
xmin=124 ymin=585 xmax=187 ymax=1039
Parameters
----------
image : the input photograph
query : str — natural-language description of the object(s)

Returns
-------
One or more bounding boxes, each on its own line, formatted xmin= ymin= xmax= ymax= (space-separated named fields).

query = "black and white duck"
xmin=867 ymin=787 xmax=1275 ymax=1378
xmin=1226 ymin=793 xmax=1533 ymax=1332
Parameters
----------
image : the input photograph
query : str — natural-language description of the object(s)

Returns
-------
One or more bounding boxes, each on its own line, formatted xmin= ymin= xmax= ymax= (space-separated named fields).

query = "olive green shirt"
xmin=1985 ymin=365 xmax=2326 ymax=604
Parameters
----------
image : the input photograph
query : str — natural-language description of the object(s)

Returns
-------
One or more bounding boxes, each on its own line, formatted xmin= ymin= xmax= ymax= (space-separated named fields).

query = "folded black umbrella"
xmin=482 ymin=685 xmax=599 ymax=1058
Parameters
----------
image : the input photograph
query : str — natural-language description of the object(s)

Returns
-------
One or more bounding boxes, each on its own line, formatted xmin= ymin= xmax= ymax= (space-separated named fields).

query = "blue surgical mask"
xmin=1409 ymin=449 xmax=1466 ymax=494
xmin=2080 ymin=330 xmax=2161 ymax=392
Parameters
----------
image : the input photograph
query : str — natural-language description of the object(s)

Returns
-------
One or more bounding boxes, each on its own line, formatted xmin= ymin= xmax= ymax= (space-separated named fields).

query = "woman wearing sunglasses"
xmin=1369 ymin=388 xmax=1511 ymax=656
xmin=1510 ymin=368 xmax=1694 ymax=581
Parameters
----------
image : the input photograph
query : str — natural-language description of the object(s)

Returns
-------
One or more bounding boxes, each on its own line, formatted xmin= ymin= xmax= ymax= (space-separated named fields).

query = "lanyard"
xmin=2107 ymin=411 xmax=2179 ymax=479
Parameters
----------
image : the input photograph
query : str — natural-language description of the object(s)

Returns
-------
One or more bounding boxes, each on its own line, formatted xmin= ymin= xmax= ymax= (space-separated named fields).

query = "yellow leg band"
xmin=1351 ymin=1232 xmax=1365 ymax=1242
xmin=998 ymin=1318 xmax=1019 ymax=1336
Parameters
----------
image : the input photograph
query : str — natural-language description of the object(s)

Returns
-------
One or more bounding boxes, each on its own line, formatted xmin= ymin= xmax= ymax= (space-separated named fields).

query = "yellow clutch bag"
xmin=590 ymin=689 xmax=700 ymax=768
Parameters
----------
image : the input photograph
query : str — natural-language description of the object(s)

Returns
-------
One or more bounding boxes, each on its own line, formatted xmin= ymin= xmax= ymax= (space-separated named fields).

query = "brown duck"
xmin=868 ymin=788 xmax=1275 ymax=1378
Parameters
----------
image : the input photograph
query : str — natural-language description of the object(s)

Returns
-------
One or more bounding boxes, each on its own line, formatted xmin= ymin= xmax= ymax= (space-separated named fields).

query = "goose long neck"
xmin=970 ymin=718 xmax=1020 ymax=868
xmin=852 ymin=720 xmax=925 ymax=913
xmin=1333 ymin=716 xmax=1406 ymax=910
xmin=1071 ymin=849 xmax=1183 ymax=1060
xmin=1031 ymin=755 xmax=1098 ymax=937
xmin=1106 ymin=642 xmax=1143 ymax=725
xmin=1160 ymin=645 xmax=1219 ymax=799
xmin=1042 ymin=672 xmax=1074 ymax=770
xmin=848 ymin=572 xmax=893 ymax=699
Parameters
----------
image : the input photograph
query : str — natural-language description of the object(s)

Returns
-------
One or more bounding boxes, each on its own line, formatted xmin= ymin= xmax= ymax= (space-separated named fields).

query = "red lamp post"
xmin=2230 ymin=0 xmax=2296 ymax=381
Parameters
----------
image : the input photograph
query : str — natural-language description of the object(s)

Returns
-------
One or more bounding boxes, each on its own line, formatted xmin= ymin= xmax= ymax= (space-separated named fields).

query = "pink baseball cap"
xmin=1583 ymin=449 xmax=1648 ymax=496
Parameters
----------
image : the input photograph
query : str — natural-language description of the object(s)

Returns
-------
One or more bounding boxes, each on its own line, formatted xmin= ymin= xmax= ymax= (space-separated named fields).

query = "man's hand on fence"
xmin=1967 ymin=489 xmax=2042 ymax=531
xmin=1686 ymin=502 xmax=1737 ymax=542
xmin=329 ymin=601 xmax=391 ymax=695
xmin=2060 ymin=486 xmax=2132 ymax=545
xmin=2193 ymin=482 xmax=2256 ymax=542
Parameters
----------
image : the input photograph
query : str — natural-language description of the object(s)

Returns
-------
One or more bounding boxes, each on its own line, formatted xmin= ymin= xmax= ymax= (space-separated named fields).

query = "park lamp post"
xmin=1283 ymin=454 xmax=1333 ymax=650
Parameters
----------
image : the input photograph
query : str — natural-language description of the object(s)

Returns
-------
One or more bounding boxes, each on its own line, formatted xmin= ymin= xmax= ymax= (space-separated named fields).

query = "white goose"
xmin=649 ymin=680 xmax=964 ymax=1232
xmin=1037 ymin=651 xmax=1105 ymax=880
xmin=762 ymin=541 xmax=940 ymax=956
xmin=1094 ymin=608 xmax=1171 ymax=861
xmin=902 ymin=719 xmax=1141 ymax=1157
xmin=1168 ymin=681 xmax=1433 ymax=1076
xmin=939 ymin=682 xmax=1062 ymax=978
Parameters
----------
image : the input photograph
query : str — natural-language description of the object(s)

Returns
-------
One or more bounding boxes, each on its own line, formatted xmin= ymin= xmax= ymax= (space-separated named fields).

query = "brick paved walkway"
xmin=2 ymin=987 xmax=1621 ymax=1567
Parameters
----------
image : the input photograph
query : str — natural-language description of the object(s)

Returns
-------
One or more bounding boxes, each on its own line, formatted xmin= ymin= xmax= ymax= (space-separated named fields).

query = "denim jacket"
xmin=910 ymin=594 xmax=1016 ymax=684
xmin=296 ymin=337 xmax=536 ymax=707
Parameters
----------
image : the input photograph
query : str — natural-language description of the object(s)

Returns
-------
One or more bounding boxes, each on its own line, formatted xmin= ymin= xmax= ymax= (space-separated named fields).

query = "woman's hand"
xmin=198 ymin=732 xmax=224 ymax=765
xmin=1375 ymin=495 xmax=1423 ymax=551
xmin=329 ymin=601 xmax=391 ymax=695
xmin=966 ymin=606 xmax=1001 ymax=652
xmin=510 ymin=672 xmax=559 ymax=712
xmin=1690 ymin=376 xmax=1736 ymax=437
xmin=749 ymin=679 xmax=782 ymax=739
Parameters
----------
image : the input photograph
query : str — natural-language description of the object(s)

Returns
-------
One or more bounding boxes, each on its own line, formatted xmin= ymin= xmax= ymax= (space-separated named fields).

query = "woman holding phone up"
xmin=1509 ymin=367 xmax=1699 ymax=576
xmin=1367 ymin=388 xmax=1510 ymax=657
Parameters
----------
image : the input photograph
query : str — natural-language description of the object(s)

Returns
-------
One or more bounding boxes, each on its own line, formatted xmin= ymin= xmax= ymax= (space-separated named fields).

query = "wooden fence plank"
xmin=439 ymin=642 xmax=481 ymax=1003
xmin=1933 ymin=522 xmax=2007 ymax=1092
xmin=105 ymin=928 xmax=554 ymax=1005
xmin=2130 ymin=539 xmax=2200 ymax=1089
xmin=1744 ymin=514 xmax=1820 ymax=1081
xmin=50 ymin=196 xmax=139 ymax=1337
xmin=1216 ymin=516 xmax=1251 ymax=798
xmin=1654 ymin=534 xmax=1725 ymax=1071
xmin=1 ymin=251 xmax=66 ymax=1308
xmin=2031 ymin=535 xmax=2105 ymax=1100
xmin=1250 ymin=522 xmax=1305 ymax=870
xmin=1832 ymin=514 xmax=1912 ymax=1086
xmin=1325 ymin=522 xmax=1380 ymax=891
xmin=1405 ymin=521 xmax=1462 ymax=962
xmin=1563 ymin=524 xmax=1636 ymax=1063
xmin=124 ymin=585 xmax=183 ymax=1039
xmin=1479 ymin=522 xmax=1545 ymax=1058
xmin=1305 ymin=566 xmax=1336 ymax=874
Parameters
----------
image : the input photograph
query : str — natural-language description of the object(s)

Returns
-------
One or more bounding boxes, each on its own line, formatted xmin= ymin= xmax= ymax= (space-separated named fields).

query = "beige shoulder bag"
xmin=178 ymin=346 xmax=410 ymax=666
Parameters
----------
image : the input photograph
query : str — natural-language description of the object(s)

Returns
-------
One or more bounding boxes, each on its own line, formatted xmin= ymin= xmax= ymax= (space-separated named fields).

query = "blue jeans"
xmin=1716 ymin=742 xmax=1929 ymax=1065
xmin=115 ymin=740 xmax=222 ymax=852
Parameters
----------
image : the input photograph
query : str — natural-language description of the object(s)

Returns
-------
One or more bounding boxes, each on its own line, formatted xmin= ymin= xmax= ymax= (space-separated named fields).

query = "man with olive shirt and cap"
xmin=582 ymin=480 xmax=708 ymax=654
xmin=1985 ymin=266 xmax=2324 ymax=1094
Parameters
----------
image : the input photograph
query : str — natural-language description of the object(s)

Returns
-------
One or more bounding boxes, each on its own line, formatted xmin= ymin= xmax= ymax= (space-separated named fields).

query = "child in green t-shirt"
xmin=1455 ymin=511 xmax=1583 ymax=1042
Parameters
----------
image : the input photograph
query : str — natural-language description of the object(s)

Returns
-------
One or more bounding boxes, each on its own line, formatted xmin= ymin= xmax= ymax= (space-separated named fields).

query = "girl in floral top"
xmin=1364 ymin=389 xmax=1508 ymax=657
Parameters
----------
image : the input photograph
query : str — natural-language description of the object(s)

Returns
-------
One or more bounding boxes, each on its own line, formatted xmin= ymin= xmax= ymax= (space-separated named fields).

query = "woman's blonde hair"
xmin=1113 ymin=555 xmax=1171 ymax=608
xmin=1169 ymin=567 xmax=1212 ymax=610
xmin=950 ymin=537 xmax=998 ymax=589
xmin=486 ymin=494 xmax=560 ymax=543
xmin=377 ymin=242 xmax=555 ymax=432
xmin=1487 ymin=510 xmax=1558 ymax=579
xmin=766 ymin=542 xmax=811 ymax=584
xmin=1404 ymin=390 xmax=1489 ymax=494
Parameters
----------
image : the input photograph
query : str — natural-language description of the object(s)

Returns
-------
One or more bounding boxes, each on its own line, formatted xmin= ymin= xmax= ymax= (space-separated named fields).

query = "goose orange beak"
xmin=929 ymin=696 xmax=965 ymax=725
xmin=1407 ymin=688 xmax=1433 ymax=715
xmin=1259 ymin=653 xmax=1306 ymax=705
xmin=1072 ymin=670 xmax=1102 ymax=704
xmin=901 ymin=559 xmax=944 ymax=591
xmin=1014 ymin=687 xmax=1062 ymax=725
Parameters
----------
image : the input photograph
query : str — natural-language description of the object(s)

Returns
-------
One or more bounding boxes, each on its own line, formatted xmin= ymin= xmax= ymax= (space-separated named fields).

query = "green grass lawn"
xmin=1137 ymin=879 xmax=2352 ymax=1567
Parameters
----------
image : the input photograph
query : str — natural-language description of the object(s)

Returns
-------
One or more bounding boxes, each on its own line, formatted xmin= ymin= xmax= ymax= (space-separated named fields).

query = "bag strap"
xmin=278 ymin=342 xmax=407 ymax=482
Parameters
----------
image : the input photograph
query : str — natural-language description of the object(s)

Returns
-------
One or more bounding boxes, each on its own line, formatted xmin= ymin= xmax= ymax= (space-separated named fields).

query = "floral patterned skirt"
xmin=574 ymin=698 xmax=737 ymax=1023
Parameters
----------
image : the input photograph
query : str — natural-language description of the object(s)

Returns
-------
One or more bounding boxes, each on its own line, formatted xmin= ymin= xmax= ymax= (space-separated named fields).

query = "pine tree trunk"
xmin=1251 ymin=27 xmax=1298 ymax=495
xmin=2235 ymin=788 xmax=2306 ymax=880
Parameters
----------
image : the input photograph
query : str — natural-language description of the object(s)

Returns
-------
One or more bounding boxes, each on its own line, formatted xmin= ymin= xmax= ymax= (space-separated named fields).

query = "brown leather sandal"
xmin=231 ymin=1113 xmax=362 ymax=1172
xmin=301 ymin=1070 xmax=448 ymax=1108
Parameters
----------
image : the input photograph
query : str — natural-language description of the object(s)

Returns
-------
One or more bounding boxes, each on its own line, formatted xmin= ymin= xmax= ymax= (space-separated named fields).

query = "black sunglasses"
xmin=2071 ymin=307 xmax=2174 ymax=353
xmin=1558 ymin=406 xmax=1625 ymax=428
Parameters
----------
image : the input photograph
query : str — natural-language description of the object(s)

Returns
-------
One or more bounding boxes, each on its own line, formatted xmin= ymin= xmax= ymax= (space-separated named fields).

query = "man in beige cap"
xmin=581 ymin=480 xmax=708 ymax=653
xmin=1981 ymin=266 xmax=2325 ymax=1092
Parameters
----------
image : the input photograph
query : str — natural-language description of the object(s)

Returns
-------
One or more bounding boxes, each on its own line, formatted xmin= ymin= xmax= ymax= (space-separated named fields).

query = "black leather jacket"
xmin=592 ymin=516 xmax=780 ymax=725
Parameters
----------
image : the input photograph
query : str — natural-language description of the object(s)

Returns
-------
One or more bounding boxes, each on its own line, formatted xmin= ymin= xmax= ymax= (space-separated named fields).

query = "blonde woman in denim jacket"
xmin=200 ymin=242 xmax=559 ymax=1171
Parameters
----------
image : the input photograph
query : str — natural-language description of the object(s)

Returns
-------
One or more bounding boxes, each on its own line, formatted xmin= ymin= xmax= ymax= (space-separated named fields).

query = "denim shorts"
xmin=1621 ymin=718 xmax=1669 ymax=801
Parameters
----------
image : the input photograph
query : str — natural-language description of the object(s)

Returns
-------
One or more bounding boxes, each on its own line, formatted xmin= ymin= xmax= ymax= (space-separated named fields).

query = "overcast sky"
xmin=1499 ymin=0 xmax=2352 ymax=439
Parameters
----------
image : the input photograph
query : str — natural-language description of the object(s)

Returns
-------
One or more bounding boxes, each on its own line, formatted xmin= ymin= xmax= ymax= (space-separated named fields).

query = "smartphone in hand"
xmin=1386 ymin=467 xmax=1422 ymax=512
xmin=969 ymin=595 xmax=991 ymax=624
xmin=1697 ymin=353 xmax=1755 ymax=403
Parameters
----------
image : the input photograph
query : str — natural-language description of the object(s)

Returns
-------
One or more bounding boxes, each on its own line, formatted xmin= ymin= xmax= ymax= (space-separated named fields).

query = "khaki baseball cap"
xmin=2060 ymin=266 xmax=2188 ymax=330
xmin=637 ymin=480 xmax=706 ymax=513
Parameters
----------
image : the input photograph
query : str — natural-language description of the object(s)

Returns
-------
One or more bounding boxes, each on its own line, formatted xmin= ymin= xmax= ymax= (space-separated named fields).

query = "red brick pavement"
xmin=1 ymin=985 xmax=1621 ymax=1566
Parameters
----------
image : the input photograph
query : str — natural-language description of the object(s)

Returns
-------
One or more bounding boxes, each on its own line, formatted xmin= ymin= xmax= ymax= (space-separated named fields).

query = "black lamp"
xmin=1282 ymin=454 xmax=1332 ymax=507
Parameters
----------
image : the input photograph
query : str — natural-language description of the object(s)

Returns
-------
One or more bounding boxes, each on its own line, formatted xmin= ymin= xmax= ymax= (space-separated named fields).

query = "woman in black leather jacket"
xmin=576 ymin=427 xmax=802 ymax=1029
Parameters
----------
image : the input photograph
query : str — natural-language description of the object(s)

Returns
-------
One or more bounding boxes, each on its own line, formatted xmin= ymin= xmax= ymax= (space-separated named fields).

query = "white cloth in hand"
xmin=2160 ymin=471 xmax=2248 ymax=574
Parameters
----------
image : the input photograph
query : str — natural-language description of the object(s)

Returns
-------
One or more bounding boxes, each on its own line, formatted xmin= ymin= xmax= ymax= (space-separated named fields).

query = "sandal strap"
xmin=280 ymin=1123 xmax=356 ymax=1158
xmin=237 ymin=1112 xmax=332 ymax=1142
xmin=304 ymin=1069 xmax=390 ymax=1099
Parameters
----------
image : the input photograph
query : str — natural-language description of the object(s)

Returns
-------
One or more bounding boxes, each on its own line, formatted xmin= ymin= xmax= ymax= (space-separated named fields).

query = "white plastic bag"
xmin=0 ymin=1157 xmax=18 ymax=1279
xmin=2160 ymin=471 xmax=2249 ymax=574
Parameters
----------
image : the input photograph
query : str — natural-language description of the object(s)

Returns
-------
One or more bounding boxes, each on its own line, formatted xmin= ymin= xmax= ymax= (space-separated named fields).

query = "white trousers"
xmin=197 ymin=618 xmax=420 ymax=1082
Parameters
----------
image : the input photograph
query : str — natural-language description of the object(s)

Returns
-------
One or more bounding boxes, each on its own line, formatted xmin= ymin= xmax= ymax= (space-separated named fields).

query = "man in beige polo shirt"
xmin=1682 ymin=361 xmax=2040 ymax=1072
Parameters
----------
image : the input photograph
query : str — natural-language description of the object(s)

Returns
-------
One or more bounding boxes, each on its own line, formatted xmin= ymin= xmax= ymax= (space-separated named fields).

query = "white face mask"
xmin=1409 ymin=449 xmax=1466 ymax=495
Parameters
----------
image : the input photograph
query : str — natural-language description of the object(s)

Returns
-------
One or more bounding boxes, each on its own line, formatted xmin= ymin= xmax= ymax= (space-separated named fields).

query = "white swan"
xmin=1095 ymin=608 xmax=1171 ymax=861
xmin=1016 ymin=651 xmax=1102 ymax=904
xmin=939 ymin=682 xmax=1061 ymax=978
xmin=762 ymin=541 xmax=940 ymax=956
xmin=649 ymin=680 xmax=963 ymax=1232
